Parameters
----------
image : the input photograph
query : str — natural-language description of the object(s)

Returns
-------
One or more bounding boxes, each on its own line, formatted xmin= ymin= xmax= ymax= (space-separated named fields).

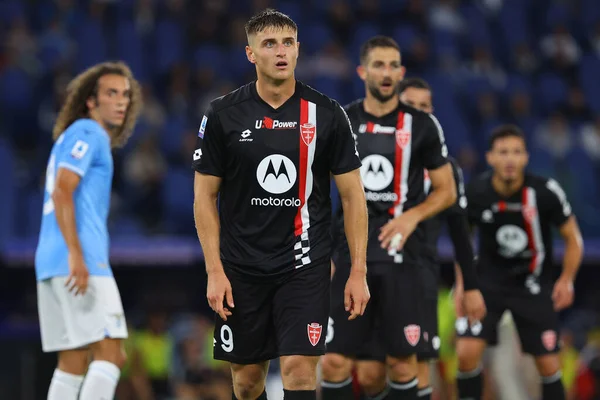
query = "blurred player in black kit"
xmin=455 ymin=124 xmax=584 ymax=400
xmin=192 ymin=9 xmax=370 ymax=400
xmin=322 ymin=36 xmax=462 ymax=400
xmin=398 ymin=78 xmax=486 ymax=399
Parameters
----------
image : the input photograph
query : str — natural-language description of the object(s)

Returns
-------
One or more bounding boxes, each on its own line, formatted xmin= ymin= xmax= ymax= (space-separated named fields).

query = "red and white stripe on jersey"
xmin=389 ymin=112 xmax=413 ymax=217
xmin=294 ymin=99 xmax=317 ymax=268
xmin=522 ymin=187 xmax=545 ymax=276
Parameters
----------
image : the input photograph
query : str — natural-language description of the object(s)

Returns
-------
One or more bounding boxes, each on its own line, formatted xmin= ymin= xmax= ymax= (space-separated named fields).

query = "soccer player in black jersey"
xmin=398 ymin=78 xmax=486 ymax=400
xmin=191 ymin=9 xmax=370 ymax=400
xmin=455 ymin=125 xmax=584 ymax=400
xmin=321 ymin=36 xmax=458 ymax=400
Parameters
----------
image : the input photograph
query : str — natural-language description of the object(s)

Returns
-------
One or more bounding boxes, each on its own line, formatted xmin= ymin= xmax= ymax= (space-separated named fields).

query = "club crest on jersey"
xmin=404 ymin=324 xmax=421 ymax=346
xmin=301 ymin=123 xmax=316 ymax=146
xmin=395 ymin=129 xmax=411 ymax=148
xmin=542 ymin=330 xmax=557 ymax=351
xmin=307 ymin=323 xmax=322 ymax=347
xmin=522 ymin=205 xmax=537 ymax=222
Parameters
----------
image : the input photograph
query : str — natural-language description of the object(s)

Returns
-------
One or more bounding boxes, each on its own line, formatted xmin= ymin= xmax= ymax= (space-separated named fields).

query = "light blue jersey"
xmin=35 ymin=119 xmax=114 ymax=281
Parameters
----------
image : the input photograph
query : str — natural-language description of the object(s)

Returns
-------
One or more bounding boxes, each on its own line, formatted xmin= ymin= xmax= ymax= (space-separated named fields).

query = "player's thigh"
xmin=379 ymin=262 xmax=424 ymax=357
xmin=417 ymin=292 xmax=440 ymax=362
xmin=510 ymin=292 xmax=560 ymax=356
xmin=45 ymin=276 xmax=128 ymax=351
xmin=272 ymin=262 xmax=331 ymax=357
xmin=455 ymin=288 xmax=505 ymax=348
xmin=325 ymin=264 xmax=377 ymax=357
xmin=214 ymin=268 xmax=277 ymax=364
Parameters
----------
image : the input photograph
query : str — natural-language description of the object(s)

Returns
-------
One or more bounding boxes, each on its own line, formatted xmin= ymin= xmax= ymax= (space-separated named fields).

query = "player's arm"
xmin=333 ymin=170 xmax=368 ymax=274
xmin=193 ymin=173 xmax=223 ymax=274
xmin=330 ymin=102 xmax=369 ymax=319
xmin=191 ymin=106 xmax=233 ymax=320
xmin=544 ymin=178 xmax=582 ymax=311
xmin=408 ymin=162 xmax=456 ymax=223
xmin=52 ymin=168 xmax=84 ymax=255
xmin=558 ymin=216 xmax=583 ymax=284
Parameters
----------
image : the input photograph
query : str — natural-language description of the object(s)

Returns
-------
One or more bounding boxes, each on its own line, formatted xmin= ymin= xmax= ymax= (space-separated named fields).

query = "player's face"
xmin=88 ymin=74 xmax=131 ymax=129
xmin=399 ymin=87 xmax=433 ymax=113
xmin=358 ymin=47 xmax=405 ymax=103
xmin=487 ymin=136 xmax=529 ymax=181
xmin=246 ymin=27 xmax=299 ymax=82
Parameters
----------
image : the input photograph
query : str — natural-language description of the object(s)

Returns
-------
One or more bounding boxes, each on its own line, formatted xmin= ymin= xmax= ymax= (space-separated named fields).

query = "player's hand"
xmin=463 ymin=289 xmax=487 ymax=323
xmin=344 ymin=269 xmax=370 ymax=320
xmin=65 ymin=251 xmax=89 ymax=296
xmin=378 ymin=211 xmax=420 ymax=253
xmin=552 ymin=276 xmax=574 ymax=311
xmin=207 ymin=269 xmax=234 ymax=321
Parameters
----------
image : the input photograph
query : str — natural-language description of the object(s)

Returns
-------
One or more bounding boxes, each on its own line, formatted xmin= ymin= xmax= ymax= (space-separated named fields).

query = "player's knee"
xmin=57 ymin=350 xmax=89 ymax=375
xmin=456 ymin=338 xmax=485 ymax=372
xmin=232 ymin=365 xmax=267 ymax=400
xmin=356 ymin=363 xmax=386 ymax=395
xmin=280 ymin=355 xmax=318 ymax=390
xmin=321 ymin=353 xmax=353 ymax=381
xmin=387 ymin=355 xmax=417 ymax=382
xmin=90 ymin=339 xmax=127 ymax=369
xmin=535 ymin=354 xmax=561 ymax=377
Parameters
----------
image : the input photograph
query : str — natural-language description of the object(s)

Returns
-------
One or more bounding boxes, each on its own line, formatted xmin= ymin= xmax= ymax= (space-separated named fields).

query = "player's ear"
xmin=485 ymin=150 xmax=493 ymax=167
xmin=246 ymin=45 xmax=256 ymax=64
xmin=357 ymin=65 xmax=366 ymax=81
xmin=86 ymin=96 xmax=97 ymax=111
xmin=399 ymin=65 xmax=406 ymax=80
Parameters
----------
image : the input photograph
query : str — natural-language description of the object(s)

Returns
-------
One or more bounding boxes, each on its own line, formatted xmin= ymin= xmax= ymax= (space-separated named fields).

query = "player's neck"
xmin=256 ymin=76 xmax=296 ymax=109
xmin=363 ymin=94 xmax=399 ymax=118
xmin=492 ymin=173 xmax=525 ymax=197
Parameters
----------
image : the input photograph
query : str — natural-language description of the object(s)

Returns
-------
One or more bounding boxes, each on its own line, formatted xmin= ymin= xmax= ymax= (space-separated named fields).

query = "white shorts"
xmin=37 ymin=276 xmax=128 ymax=352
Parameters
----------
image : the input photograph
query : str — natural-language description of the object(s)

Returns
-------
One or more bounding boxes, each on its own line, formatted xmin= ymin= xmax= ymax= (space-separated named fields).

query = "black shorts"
xmin=213 ymin=261 xmax=331 ymax=364
xmin=417 ymin=261 xmax=440 ymax=361
xmin=326 ymin=262 xmax=423 ymax=360
xmin=456 ymin=286 xmax=560 ymax=356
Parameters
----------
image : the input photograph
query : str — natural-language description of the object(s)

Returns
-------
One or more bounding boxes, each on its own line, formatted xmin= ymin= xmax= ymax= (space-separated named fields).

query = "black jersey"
xmin=192 ymin=81 xmax=361 ymax=277
xmin=421 ymin=156 xmax=468 ymax=268
xmin=466 ymin=172 xmax=572 ymax=293
xmin=334 ymin=99 xmax=449 ymax=265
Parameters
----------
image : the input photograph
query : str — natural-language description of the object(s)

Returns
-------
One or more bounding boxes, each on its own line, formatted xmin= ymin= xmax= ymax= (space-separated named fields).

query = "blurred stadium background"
xmin=1 ymin=0 xmax=600 ymax=399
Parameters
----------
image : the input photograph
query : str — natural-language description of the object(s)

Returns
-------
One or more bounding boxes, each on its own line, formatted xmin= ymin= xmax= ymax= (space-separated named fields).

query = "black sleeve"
xmin=446 ymin=212 xmax=478 ymax=291
xmin=543 ymin=178 xmax=572 ymax=227
xmin=421 ymin=114 xmax=449 ymax=171
xmin=191 ymin=105 xmax=226 ymax=177
xmin=444 ymin=159 xmax=469 ymax=216
xmin=465 ymin=180 xmax=481 ymax=226
xmin=329 ymin=102 xmax=362 ymax=175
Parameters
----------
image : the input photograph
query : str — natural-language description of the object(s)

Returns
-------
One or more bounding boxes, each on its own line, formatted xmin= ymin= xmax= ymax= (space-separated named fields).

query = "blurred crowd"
xmin=1 ymin=0 xmax=600 ymax=241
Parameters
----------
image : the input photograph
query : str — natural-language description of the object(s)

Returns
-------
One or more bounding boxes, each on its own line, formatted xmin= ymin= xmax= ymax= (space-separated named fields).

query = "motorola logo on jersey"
xmin=496 ymin=224 xmax=528 ymax=258
xmin=253 ymin=154 xmax=301 ymax=207
xmin=255 ymin=116 xmax=298 ymax=130
xmin=358 ymin=122 xmax=395 ymax=135
xmin=360 ymin=155 xmax=397 ymax=202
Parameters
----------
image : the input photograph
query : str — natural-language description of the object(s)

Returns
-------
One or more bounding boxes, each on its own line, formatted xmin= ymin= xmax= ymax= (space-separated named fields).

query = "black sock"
xmin=542 ymin=371 xmax=566 ymax=400
xmin=321 ymin=377 xmax=354 ymax=400
xmin=232 ymin=389 xmax=268 ymax=399
xmin=387 ymin=378 xmax=418 ymax=399
xmin=417 ymin=386 xmax=432 ymax=399
xmin=283 ymin=389 xmax=317 ymax=399
xmin=456 ymin=366 xmax=482 ymax=400
xmin=362 ymin=384 xmax=390 ymax=400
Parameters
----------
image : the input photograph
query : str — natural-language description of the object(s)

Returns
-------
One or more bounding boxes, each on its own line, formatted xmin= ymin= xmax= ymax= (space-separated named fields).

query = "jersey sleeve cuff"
xmin=58 ymin=162 xmax=85 ymax=177
xmin=330 ymin=160 xmax=362 ymax=176
xmin=424 ymin=158 xmax=449 ymax=171
xmin=191 ymin=164 xmax=224 ymax=177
